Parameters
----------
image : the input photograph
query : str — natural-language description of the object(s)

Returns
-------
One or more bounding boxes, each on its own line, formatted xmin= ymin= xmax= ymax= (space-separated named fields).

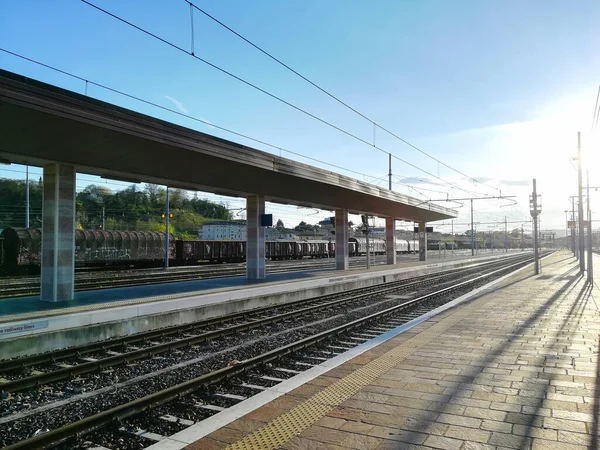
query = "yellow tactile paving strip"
xmin=225 ymin=271 xmax=505 ymax=450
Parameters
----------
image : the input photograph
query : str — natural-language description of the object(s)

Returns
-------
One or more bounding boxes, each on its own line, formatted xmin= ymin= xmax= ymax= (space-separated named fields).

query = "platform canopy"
xmin=0 ymin=70 xmax=457 ymax=222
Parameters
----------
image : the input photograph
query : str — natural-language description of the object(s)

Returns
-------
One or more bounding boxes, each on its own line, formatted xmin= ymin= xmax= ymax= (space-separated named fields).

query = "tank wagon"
xmin=1 ymin=227 xmax=175 ymax=273
xmin=349 ymin=237 xmax=387 ymax=256
xmin=0 ymin=228 xmax=422 ymax=274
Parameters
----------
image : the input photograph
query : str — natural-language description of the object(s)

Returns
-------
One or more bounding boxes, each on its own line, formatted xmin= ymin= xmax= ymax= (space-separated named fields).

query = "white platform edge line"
xmin=147 ymin=257 xmax=537 ymax=449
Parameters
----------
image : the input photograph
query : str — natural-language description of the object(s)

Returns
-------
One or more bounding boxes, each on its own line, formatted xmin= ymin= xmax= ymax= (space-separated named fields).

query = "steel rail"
xmin=0 ymin=272 xmax=432 ymax=372
xmin=0 ymin=259 xmax=383 ymax=297
xmin=0 ymin=262 xmax=495 ymax=392
xmin=0 ymin=256 xmax=524 ymax=373
xmin=2 ymin=256 xmax=534 ymax=450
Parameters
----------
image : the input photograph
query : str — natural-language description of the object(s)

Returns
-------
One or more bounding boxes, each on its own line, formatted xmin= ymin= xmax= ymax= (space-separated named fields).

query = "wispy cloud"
xmin=443 ymin=120 xmax=537 ymax=139
xmin=165 ymin=95 xmax=189 ymax=114
xmin=462 ymin=176 xmax=494 ymax=184
xmin=199 ymin=116 xmax=215 ymax=130
xmin=398 ymin=176 xmax=436 ymax=185
xmin=499 ymin=179 xmax=530 ymax=186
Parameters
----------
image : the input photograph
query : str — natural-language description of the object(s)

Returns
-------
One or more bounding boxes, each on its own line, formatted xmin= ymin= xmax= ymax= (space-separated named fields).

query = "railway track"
xmin=0 ymin=255 xmax=399 ymax=298
xmin=0 ymin=250 xmax=496 ymax=298
xmin=0 ymin=253 xmax=540 ymax=449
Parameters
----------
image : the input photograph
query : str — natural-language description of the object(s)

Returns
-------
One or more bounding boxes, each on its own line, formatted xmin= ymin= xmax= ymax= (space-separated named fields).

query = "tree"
xmin=275 ymin=219 xmax=285 ymax=231
xmin=0 ymin=178 xmax=43 ymax=228
xmin=294 ymin=221 xmax=310 ymax=232
xmin=144 ymin=184 xmax=162 ymax=209
xmin=169 ymin=188 xmax=187 ymax=210
xmin=0 ymin=177 xmax=232 ymax=239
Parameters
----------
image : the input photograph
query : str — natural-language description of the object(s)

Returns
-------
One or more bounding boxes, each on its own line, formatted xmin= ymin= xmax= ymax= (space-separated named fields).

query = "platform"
xmin=0 ymin=251 xmax=525 ymax=359
xmin=177 ymin=251 xmax=599 ymax=450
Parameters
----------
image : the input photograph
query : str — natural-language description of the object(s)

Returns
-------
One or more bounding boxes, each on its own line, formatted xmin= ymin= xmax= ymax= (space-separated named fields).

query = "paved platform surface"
xmin=0 ymin=251 xmax=515 ymax=320
xmin=186 ymin=251 xmax=599 ymax=450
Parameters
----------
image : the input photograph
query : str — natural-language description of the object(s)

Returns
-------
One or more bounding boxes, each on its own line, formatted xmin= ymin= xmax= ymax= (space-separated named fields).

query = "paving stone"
xmin=449 ymin=396 xmax=491 ymax=408
xmin=226 ymin=418 xmax=265 ymax=434
xmin=531 ymin=438 xmax=591 ymax=450
xmin=521 ymin=405 xmax=551 ymax=417
xmin=480 ymin=419 xmax=512 ymax=433
xmin=422 ymin=434 xmax=464 ymax=450
xmin=504 ymin=412 xmax=544 ymax=427
xmin=369 ymin=425 xmax=428 ymax=444
xmin=460 ymin=442 xmax=496 ymax=450
xmin=280 ymin=436 xmax=333 ymax=450
xmin=463 ymin=406 xmax=507 ymax=421
xmin=315 ymin=416 xmax=347 ymax=430
xmin=207 ymin=427 xmax=247 ymax=444
xmin=444 ymin=424 xmax=491 ymax=443
xmin=339 ymin=421 xmax=375 ymax=434
xmin=543 ymin=417 xmax=587 ymax=433
xmin=557 ymin=430 xmax=592 ymax=446
xmin=435 ymin=413 xmax=482 ymax=429
xmin=339 ymin=432 xmax=381 ymax=450
xmin=299 ymin=426 xmax=351 ymax=445
xmin=185 ymin=439 xmax=228 ymax=450
xmin=489 ymin=401 xmax=521 ymax=412
xmin=551 ymin=409 xmax=595 ymax=423
xmin=488 ymin=431 xmax=532 ymax=449
xmin=512 ymin=424 xmax=558 ymax=440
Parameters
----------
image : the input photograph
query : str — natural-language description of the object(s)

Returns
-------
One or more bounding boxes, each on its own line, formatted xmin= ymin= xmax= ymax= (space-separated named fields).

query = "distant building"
xmin=200 ymin=221 xmax=247 ymax=240
xmin=266 ymin=228 xmax=296 ymax=240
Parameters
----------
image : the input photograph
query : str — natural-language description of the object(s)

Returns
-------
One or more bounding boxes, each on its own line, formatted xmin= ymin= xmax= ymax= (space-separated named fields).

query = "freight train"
xmin=0 ymin=228 xmax=419 ymax=274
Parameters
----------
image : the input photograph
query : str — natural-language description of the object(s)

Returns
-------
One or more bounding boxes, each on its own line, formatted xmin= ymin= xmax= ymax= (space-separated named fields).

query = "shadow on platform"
xmin=384 ymin=262 xmax=599 ymax=448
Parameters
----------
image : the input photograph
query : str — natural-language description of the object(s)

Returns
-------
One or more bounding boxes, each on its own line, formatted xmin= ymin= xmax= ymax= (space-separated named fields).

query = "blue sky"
xmin=2 ymin=0 xmax=600 ymax=234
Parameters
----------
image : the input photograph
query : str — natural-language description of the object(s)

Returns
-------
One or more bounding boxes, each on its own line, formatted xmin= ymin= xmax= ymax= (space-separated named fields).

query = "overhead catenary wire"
xmin=184 ymin=0 xmax=501 ymax=196
xmin=78 ymin=0 xmax=501 ymax=200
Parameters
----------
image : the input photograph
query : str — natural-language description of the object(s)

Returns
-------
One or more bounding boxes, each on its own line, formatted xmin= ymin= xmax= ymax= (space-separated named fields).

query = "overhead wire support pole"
xmin=165 ymin=186 xmax=170 ymax=269
xmin=419 ymin=195 xmax=517 ymax=258
xmin=189 ymin=1 xmax=195 ymax=55
xmin=587 ymin=170 xmax=593 ymax=283
xmin=571 ymin=197 xmax=576 ymax=256
xmin=471 ymin=199 xmax=474 ymax=256
xmin=366 ymin=216 xmax=370 ymax=270
xmin=531 ymin=179 xmax=540 ymax=275
xmin=388 ymin=153 xmax=392 ymax=191
xmin=451 ymin=220 xmax=454 ymax=257
xmin=25 ymin=165 xmax=29 ymax=228
xmin=577 ymin=132 xmax=585 ymax=274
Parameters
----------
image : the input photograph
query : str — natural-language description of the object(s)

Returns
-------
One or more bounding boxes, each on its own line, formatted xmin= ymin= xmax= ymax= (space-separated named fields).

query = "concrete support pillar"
xmin=246 ymin=195 xmax=265 ymax=279
xmin=335 ymin=209 xmax=348 ymax=270
xmin=386 ymin=217 xmax=396 ymax=265
xmin=41 ymin=163 xmax=76 ymax=302
xmin=419 ymin=221 xmax=427 ymax=261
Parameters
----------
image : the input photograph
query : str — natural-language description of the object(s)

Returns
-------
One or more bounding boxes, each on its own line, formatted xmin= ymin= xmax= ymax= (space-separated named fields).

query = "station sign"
xmin=260 ymin=214 xmax=273 ymax=227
